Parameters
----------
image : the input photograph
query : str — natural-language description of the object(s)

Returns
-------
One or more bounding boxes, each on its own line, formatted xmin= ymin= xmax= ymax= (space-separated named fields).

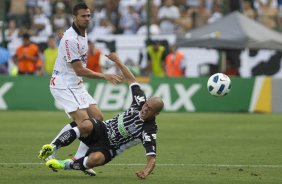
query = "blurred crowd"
xmin=0 ymin=0 xmax=281 ymax=77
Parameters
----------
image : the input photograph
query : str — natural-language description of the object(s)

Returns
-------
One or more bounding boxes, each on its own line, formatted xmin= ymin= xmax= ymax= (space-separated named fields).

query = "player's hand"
xmin=136 ymin=171 xmax=147 ymax=179
xmin=105 ymin=53 xmax=121 ymax=63
xmin=104 ymin=73 xmax=123 ymax=84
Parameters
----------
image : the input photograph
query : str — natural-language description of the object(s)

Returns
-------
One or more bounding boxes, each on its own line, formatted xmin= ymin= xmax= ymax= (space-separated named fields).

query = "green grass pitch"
xmin=0 ymin=111 xmax=282 ymax=184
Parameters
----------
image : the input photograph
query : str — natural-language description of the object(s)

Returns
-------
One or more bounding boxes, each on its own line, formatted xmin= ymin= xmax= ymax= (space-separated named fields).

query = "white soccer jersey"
xmin=50 ymin=25 xmax=88 ymax=89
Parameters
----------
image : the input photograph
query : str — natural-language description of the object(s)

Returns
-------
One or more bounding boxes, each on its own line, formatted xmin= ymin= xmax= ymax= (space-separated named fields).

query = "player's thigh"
xmin=69 ymin=108 xmax=89 ymax=124
xmin=87 ymin=104 xmax=103 ymax=121
xmin=70 ymin=109 xmax=94 ymax=137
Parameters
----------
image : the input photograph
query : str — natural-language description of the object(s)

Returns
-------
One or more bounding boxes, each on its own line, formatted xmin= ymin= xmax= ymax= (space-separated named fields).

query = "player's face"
xmin=140 ymin=100 xmax=159 ymax=120
xmin=73 ymin=9 xmax=91 ymax=29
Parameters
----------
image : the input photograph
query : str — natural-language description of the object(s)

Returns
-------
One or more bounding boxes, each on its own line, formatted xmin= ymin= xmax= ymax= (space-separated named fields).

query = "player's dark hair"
xmin=72 ymin=2 xmax=89 ymax=15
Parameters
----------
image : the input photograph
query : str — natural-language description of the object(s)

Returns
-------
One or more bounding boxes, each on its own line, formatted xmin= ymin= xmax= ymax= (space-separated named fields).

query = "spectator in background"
xmin=91 ymin=18 xmax=116 ymax=35
xmin=139 ymin=0 xmax=160 ymax=26
xmin=158 ymin=0 xmax=180 ymax=34
xmin=51 ymin=2 xmax=71 ymax=32
xmin=13 ymin=33 xmax=40 ymax=75
xmin=54 ymin=28 xmax=65 ymax=46
xmin=89 ymin=1 xmax=106 ymax=30
xmin=86 ymin=41 xmax=103 ymax=73
xmin=165 ymin=45 xmax=185 ymax=77
xmin=137 ymin=0 xmax=160 ymax=35
xmin=5 ymin=19 xmax=22 ymax=56
xmin=0 ymin=47 xmax=11 ymax=75
xmin=37 ymin=0 xmax=52 ymax=17
xmin=4 ymin=19 xmax=19 ymax=43
xmin=255 ymin=0 xmax=278 ymax=30
xmin=30 ymin=6 xmax=52 ymax=42
xmin=119 ymin=4 xmax=142 ymax=34
xmin=196 ymin=0 xmax=211 ymax=26
xmin=208 ymin=0 xmax=223 ymax=24
xmin=243 ymin=0 xmax=256 ymax=19
xmin=146 ymin=41 xmax=166 ymax=77
xmin=175 ymin=5 xmax=193 ymax=34
xmin=104 ymin=0 xmax=122 ymax=34
xmin=278 ymin=0 xmax=282 ymax=31
xmin=43 ymin=36 xmax=58 ymax=75
xmin=8 ymin=0 xmax=27 ymax=25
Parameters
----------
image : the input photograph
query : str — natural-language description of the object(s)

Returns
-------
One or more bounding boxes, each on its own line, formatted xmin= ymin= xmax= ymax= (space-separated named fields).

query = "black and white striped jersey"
xmin=104 ymin=83 xmax=157 ymax=157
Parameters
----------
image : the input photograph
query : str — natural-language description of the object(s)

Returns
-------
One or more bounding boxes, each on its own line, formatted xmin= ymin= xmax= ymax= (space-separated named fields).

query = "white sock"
xmin=83 ymin=156 xmax=90 ymax=169
xmin=73 ymin=141 xmax=89 ymax=160
xmin=72 ymin=127 xmax=80 ymax=138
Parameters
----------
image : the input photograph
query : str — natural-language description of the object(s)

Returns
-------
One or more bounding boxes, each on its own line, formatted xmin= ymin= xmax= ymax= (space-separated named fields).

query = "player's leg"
xmin=72 ymin=105 xmax=103 ymax=176
xmin=87 ymin=104 xmax=103 ymax=121
xmin=39 ymin=109 xmax=93 ymax=160
xmin=46 ymin=151 xmax=108 ymax=171
xmin=48 ymin=104 xmax=102 ymax=161
xmin=72 ymin=104 xmax=103 ymax=160
xmin=73 ymin=141 xmax=88 ymax=160
xmin=46 ymin=120 xmax=112 ymax=173
xmin=40 ymin=121 xmax=77 ymax=161
xmin=39 ymin=88 xmax=94 ymax=160
xmin=71 ymin=141 xmax=96 ymax=176
xmin=50 ymin=121 xmax=77 ymax=144
xmin=51 ymin=109 xmax=93 ymax=148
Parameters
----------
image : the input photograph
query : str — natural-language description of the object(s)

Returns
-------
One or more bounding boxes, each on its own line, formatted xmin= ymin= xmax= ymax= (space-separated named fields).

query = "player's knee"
xmin=77 ymin=120 xmax=93 ymax=137
xmin=95 ymin=114 xmax=103 ymax=121
xmin=86 ymin=152 xmax=105 ymax=168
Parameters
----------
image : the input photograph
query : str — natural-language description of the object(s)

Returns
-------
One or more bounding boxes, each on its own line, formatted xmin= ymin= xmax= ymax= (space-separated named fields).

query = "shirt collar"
xmin=72 ymin=23 xmax=85 ymax=37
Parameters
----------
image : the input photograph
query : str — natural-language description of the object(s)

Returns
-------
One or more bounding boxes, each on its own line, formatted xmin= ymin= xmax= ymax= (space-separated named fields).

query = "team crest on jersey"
xmin=134 ymin=95 xmax=145 ymax=106
xmin=81 ymin=54 xmax=87 ymax=65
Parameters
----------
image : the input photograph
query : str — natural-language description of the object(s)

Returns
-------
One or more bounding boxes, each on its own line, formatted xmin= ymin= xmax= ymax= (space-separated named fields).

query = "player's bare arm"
xmin=71 ymin=60 xmax=122 ymax=84
xmin=105 ymin=53 xmax=137 ymax=84
xmin=136 ymin=155 xmax=156 ymax=179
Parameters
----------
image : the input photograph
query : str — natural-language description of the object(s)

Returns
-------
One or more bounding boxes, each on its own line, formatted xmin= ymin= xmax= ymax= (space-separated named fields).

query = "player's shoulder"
xmin=61 ymin=27 xmax=78 ymax=42
xmin=143 ymin=118 xmax=157 ymax=132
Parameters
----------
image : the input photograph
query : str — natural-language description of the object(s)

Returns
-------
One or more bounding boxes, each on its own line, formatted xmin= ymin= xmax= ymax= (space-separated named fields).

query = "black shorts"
xmin=79 ymin=119 xmax=115 ymax=163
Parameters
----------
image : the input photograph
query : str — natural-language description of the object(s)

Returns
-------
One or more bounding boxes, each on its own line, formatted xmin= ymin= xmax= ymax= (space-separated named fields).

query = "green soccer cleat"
xmin=38 ymin=144 xmax=55 ymax=161
xmin=46 ymin=159 xmax=72 ymax=172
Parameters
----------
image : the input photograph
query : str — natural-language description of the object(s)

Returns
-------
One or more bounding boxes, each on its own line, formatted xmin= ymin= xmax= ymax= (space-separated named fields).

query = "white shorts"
xmin=50 ymin=87 xmax=97 ymax=116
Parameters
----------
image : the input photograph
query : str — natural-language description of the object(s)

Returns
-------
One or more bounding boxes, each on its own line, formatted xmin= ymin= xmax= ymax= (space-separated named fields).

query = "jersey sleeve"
xmin=63 ymin=38 xmax=80 ymax=63
xmin=141 ymin=122 xmax=157 ymax=156
xmin=129 ymin=83 xmax=146 ymax=110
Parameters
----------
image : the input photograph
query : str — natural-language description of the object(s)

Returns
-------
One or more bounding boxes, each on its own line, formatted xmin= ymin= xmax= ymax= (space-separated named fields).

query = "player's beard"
xmin=77 ymin=22 xmax=89 ymax=30
xmin=74 ymin=18 xmax=89 ymax=30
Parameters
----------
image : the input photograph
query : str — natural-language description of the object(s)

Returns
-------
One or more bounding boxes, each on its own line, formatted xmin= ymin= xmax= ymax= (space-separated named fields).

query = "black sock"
xmin=69 ymin=121 xmax=77 ymax=128
xmin=53 ymin=129 xmax=77 ymax=148
xmin=70 ymin=157 xmax=87 ymax=170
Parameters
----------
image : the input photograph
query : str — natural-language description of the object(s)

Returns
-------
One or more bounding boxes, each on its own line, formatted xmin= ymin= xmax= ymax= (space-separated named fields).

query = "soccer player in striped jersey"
xmin=41 ymin=53 xmax=164 ymax=179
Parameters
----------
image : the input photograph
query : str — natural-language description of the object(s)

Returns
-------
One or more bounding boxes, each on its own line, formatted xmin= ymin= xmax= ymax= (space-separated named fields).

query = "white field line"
xmin=0 ymin=163 xmax=282 ymax=168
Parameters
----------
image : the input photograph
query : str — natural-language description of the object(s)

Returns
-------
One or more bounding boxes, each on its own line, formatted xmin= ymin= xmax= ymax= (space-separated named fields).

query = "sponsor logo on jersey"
xmin=117 ymin=113 xmax=130 ymax=138
xmin=65 ymin=40 xmax=71 ymax=60
xmin=81 ymin=54 xmax=87 ymax=65
xmin=134 ymin=95 xmax=145 ymax=106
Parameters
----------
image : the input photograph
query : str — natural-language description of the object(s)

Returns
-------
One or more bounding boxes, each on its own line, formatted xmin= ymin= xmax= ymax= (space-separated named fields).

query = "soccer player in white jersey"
xmin=40 ymin=53 xmax=164 ymax=180
xmin=38 ymin=3 xmax=122 ymax=176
